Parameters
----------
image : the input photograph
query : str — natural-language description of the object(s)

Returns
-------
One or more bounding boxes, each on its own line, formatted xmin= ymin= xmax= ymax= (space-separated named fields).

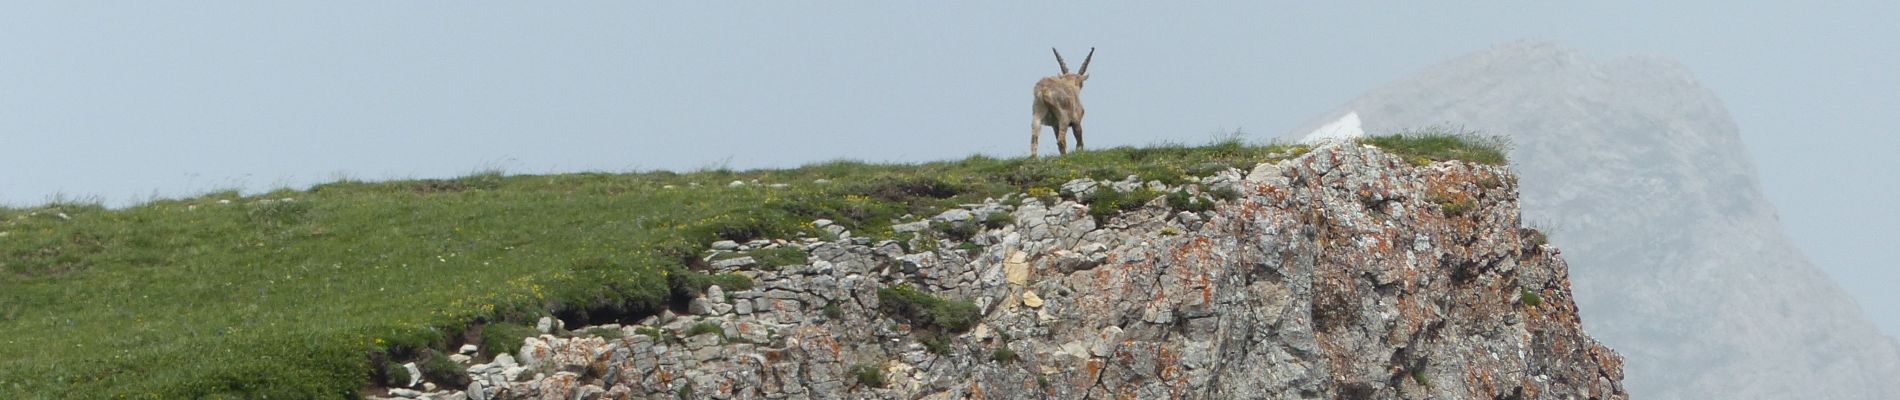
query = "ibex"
xmin=1031 ymin=47 xmax=1093 ymax=158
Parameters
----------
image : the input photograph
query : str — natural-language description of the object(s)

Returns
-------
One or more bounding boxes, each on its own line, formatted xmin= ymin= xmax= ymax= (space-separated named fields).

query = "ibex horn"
xmin=1078 ymin=47 xmax=1095 ymax=75
xmin=1052 ymin=48 xmax=1070 ymax=75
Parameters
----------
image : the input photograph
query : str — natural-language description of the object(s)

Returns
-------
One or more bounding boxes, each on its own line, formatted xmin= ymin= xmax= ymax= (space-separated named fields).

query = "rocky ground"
xmin=370 ymin=143 xmax=1625 ymax=400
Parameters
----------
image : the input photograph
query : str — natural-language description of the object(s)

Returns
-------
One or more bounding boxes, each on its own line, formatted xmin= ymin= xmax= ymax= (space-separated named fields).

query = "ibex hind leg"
xmin=1071 ymin=122 xmax=1084 ymax=152
xmin=1052 ymin=116 xmax=1070 ymax=155
xmin=1030 ymin=120 xmax=1043 ymax=159
xmin=1055 ymin=125 xmax=1070 ymax=155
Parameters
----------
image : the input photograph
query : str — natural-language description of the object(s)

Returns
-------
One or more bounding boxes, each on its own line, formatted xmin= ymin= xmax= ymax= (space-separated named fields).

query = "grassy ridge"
xmin=0 ymin=134 xmax=1502 ymax=398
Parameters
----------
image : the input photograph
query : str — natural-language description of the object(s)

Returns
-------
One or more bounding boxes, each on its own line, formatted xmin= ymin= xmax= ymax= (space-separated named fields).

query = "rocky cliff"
xmin=378 ymin=144 xmax=1624 ymax=400
xmin=1286 ymin=42 xmax=1900 ymax=399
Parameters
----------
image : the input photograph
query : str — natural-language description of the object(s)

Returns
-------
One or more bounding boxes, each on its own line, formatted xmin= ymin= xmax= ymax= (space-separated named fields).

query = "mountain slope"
xmin=1287 ymin=41 xmax=1900 ymax=399
xmin=455 ymin=143 xmax=1625 ymax=399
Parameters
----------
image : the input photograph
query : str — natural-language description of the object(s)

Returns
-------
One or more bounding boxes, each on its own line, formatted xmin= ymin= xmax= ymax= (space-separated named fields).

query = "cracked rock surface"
xmin=477 ymin=144 xmax=1624 ymax=400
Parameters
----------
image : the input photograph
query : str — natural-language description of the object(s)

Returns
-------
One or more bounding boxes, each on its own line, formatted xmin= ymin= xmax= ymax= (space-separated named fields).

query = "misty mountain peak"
xmin=1289 ymin=42 xmax=1900 ymax=399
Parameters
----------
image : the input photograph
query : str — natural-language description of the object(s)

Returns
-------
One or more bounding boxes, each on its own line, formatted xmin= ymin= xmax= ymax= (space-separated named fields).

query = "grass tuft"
xmin=1357 ymin=127 xmax=1510 ymax=166
xmin=685 ymin=321 xmax=724 ymax=338
xmin=991 ymin=347 xmax=1018 ymax=363
xmin=848 ymin=363 xmax=887 ymax=388
xmin=480 ymin=323 xmax=539 ymax=359
xmin=876 ymin=284 xmax=980 ymax=333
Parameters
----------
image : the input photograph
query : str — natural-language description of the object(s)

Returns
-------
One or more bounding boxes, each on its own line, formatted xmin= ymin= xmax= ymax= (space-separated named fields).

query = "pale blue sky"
xmin=2 ymin=2 xmax=1895 ymax=333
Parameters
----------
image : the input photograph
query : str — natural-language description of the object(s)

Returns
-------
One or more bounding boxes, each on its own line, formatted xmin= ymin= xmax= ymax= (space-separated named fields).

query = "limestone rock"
xmin=484 ymin=145 xmax=1624 ymax=400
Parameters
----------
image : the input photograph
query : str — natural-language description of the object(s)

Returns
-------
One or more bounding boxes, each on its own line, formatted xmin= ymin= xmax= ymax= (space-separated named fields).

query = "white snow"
xmin=1300 ymin=111 xmax=1365 ymax=144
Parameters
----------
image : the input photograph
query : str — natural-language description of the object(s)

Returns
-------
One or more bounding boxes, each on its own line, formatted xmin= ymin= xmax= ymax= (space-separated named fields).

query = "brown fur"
xmin=1031 ymin=48 xmax=1093 ymax=158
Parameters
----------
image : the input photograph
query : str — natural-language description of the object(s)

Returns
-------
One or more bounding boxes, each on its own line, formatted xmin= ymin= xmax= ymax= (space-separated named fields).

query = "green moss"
xmin=1520 ymin=289 xmax=1544 ymax=307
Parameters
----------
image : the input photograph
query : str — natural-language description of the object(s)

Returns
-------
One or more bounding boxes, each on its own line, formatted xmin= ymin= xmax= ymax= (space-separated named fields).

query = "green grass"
xmin=479 ymin=323 xmax=537 ymax=358
xmin=847 ymin=363 xmax=886 ymax=388
xmin=1357 ymin=128 xmax=1510 ymax=166
xmin=712 ymin=246 xmax=809 ymax=270
xmin=875 ymin=284 xmax=980 ymax=333
xmin=0 ymin=138 xmax=1507 ymax=398
xmin=1080 ymin=187 xmax=1164 ymax=225
xmin=990 ymin=347 xmax=1018 ymax=363
xmin=684 ymin=321 xmax=724 ymax=338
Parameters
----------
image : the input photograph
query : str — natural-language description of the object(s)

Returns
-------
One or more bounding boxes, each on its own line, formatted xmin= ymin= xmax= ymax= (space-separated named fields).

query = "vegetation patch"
xmin=876 ymin=284 xmax=980 ymax=333
xmin=1522 ymin=227 xmax=1549 ymax=250
xmin=480 ymin=323 xmax=539 ymax=359
xmin=991 ymin=347 xmax=1019 ymax=363
xmin=1427 ymin=193 xmax=1476 ymax=217
xmin=634 ymin=326 xmax=663 ymax=339
xmin=1411 ymin=368 xmax=1431 ymax=388
xmin=848 ymin=363 xmax=887 ymax=388
xmin=980 ymin=212 xmax=1015 ymax=230
xmin=713 ymin=246 xmax=810 ymax=269
xmin=1165 ymin=190 xmax=1213 ymax=213
xmin=1080 ymin=188 xmax=1163 ymax=225
xmin=1357 ymin=128 xmax=1510 ymax=166
xmin=935 ymin=220 xmax=982 ymax=242
xmin=1520 ymin=289 xmax=1544 ymax=307
xmin=381 ymin=360 xmax=411 ymax=388
xmin=685 ymin=321 xmax=724 ymax=338
xmin=0 ymin=137 xmax=1494 ymax=397
xmin=418 ymin=349 xmax=470 ymax=387
xmin=584 ymin=327 xmax=625 ymax=338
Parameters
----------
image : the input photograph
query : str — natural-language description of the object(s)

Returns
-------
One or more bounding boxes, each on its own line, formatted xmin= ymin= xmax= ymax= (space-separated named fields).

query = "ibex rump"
xmin=1031 ymin=47 xmax=1093 ymax=158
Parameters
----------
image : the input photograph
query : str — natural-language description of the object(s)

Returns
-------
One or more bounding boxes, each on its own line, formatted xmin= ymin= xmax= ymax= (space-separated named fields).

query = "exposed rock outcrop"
xmin=1287 ymin=41 xmax=1900 ymax=399
xmin=446 ymin=144 xmax=1621 ymax=399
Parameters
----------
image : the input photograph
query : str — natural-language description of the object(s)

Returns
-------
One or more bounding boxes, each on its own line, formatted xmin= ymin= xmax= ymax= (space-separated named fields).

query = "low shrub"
xmin=848 ymin=363 xmax=887 ymax=388
xmin=480 ymin=323 xmax=538 ymax=358
xmin=1165 ymin=191 xmax=1212 ymax=213
xmin=980 ymin=212 xmax=1015 ymax=230
xmin=991 ymin=347 xmax=1018 ymax=363
xmin=876 ymin=284 xmax=980 ymax=332
xmin=685 ymin=321 xmax=724 ymax=337
xmin=418 ymin=349 xmax=469 ymax=387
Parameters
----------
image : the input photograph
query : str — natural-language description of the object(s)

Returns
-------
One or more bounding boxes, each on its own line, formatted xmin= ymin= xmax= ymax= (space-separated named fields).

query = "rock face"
xmin=482 ymin=144 xmax=1624 ymax=399
xmin=1286 ymin=41 xmax=1900 ymax=399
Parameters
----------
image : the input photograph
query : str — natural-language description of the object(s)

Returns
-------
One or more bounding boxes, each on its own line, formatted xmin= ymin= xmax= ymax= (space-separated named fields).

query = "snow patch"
xmin=1300 ymin=111 xmax=1365 ymax=144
